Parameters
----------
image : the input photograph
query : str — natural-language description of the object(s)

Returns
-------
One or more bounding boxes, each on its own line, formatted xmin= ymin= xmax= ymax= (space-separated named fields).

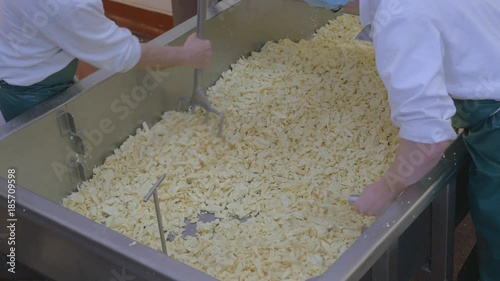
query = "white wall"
xmin=110 ymin=0 xmax=173 ymax=15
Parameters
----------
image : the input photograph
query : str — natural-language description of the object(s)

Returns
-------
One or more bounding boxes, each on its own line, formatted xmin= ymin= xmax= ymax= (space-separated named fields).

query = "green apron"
xmin=0 ymin=59 xmax=78 ymax=122
xmin=453 ymin=99 xmax=500 ymax=281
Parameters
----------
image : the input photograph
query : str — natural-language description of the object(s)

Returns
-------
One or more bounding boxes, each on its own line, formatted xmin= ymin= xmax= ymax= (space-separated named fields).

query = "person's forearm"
xmin=382 ymin=138 xmax=449 ymax=192
xmin=134 ymin=43 xmax=188 ymax=69
xmin=355 ymin=138 xmax=450 ymax=216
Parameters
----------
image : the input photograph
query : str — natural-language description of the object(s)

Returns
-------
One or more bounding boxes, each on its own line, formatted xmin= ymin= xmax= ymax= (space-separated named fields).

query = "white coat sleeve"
xmin=39 ymin=0 xmax=141 ymax=73
xmin=372 ymin=15 xmax=457 ymax=144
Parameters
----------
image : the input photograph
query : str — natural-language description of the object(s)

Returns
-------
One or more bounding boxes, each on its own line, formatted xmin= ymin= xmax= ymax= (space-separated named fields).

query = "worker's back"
xmin=364 ymin=0 xmax=500 ymax=101
xmin=0 ymin=0 xmax=140 ymax=86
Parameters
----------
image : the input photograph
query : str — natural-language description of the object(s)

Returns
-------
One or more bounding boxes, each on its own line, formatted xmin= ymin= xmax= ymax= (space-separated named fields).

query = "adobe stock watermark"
xmin=382 ymin=126 xmax=453 ymax=190
xmin=51 ymin=65 xmax=171 ymax=182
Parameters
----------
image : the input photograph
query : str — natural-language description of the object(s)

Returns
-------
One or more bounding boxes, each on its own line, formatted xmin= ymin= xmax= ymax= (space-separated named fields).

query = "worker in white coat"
xmin=304 ymin=0 xmax=500 ymax=280
xmin=0 ymin=0 xmax=212 ymax=123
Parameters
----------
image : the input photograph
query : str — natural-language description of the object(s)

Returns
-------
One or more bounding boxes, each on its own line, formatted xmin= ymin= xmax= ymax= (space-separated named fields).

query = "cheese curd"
xmin=63 ymin=15 xmax=399 ymax=281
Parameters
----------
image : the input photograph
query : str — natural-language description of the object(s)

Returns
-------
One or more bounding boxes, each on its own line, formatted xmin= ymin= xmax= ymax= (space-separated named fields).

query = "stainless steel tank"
xmin=0 ymin=0 xmax=469 ymax=280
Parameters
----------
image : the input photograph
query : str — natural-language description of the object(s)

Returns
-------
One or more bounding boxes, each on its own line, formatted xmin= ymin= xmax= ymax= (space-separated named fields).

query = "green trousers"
xmin=0 ymin=59 xmax=78 ymax=122
xmin=453 ymin=99 xmax=500 ymax=281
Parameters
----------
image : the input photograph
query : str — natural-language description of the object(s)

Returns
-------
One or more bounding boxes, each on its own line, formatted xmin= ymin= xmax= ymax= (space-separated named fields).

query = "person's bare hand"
xmin=182 ymin=33 xmax=212 ymax=69
xmin=354 ymin=177 xmax=402 ymax=217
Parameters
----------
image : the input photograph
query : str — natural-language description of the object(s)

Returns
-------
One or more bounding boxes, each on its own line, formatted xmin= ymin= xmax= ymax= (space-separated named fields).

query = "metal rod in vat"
xmin=176 ymin=0 xmax=225 ymax=137
xmin=348 ymin=194 xmax=359 ymax=205
xmin=143 ymin=175 xmax=168 ymax=255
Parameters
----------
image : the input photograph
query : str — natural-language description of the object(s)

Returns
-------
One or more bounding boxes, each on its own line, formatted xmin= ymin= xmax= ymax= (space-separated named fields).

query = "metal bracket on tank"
xmin=68 ymin=159 xmax=87 ymax=182
xmin=57 ymin=111 xmax=86 ymax=156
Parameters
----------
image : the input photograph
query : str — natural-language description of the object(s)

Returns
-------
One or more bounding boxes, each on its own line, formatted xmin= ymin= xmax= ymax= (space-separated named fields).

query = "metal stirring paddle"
xmin=177 ymin=0 xmax=224 ymax=137
xmin=143 ymin=175 xmax=167 ymax=255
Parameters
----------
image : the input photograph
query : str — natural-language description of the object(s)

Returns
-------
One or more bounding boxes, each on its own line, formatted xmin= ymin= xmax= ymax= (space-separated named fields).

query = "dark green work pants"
xmin=0 ymin=59 xmax=78 ymax=122
xmin=453 ymin=99 xmax=500 ymax=281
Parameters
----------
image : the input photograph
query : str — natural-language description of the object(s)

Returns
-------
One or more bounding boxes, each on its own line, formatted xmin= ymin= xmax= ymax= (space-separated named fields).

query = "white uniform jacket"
xmin=358 ymin=0 xmax=500 ymax=143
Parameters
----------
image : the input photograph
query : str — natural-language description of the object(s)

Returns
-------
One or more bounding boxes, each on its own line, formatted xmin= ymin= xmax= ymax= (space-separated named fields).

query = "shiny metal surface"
xmin=197 ymin=0 xmax=208 ymax=38
xmin=430 ymin=180 xmax=456 ymax=281
xmin=0 ymin=71 xmax=131 ymax=202
xmin=178 ymin=0 xmax=225 ymax=137
xmin=143 ymin=175 xmax=168 ymax=255
xmin=0 ymin=0 xmax=470 ymax=280
xmin=348 ymin=195 xmax=359 ymax=205
xmin=371 ymin=241 xmax=399 ymax=280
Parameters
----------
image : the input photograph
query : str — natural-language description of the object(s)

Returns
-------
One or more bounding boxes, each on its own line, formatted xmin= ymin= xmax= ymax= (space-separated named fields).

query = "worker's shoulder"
xmin=6 ymin=0 xmax=104 ymax=18
xmin=383 ymin=0 xmax=499 ymax=24
xmin=378 ymin=0 xmax=443 ymax=14
xmin=53 ymin=0 xmax=106 ymax=14
xmin=377 ymin=0 xmax=462 ymax=21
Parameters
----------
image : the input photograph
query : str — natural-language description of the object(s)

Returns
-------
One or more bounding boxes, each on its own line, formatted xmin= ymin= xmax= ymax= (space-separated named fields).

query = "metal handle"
xmin=196 ymin=0 xmax=207 ymax=39
xmin=143 ymin=175 xmax=167 ymax=255
xmin=348 ymin=194 xmax=359 ymax=205
xmin=194 ymin=0 xmax=207 ymax=87
xmin=143 ymin=175 xmax=166 ymax=202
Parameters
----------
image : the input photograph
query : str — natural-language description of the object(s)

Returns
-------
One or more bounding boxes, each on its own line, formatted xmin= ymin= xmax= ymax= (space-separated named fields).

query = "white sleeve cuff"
xmin=399 ymin=118 xmax=457 ymax=144
xmin=116 ymin=33 xmax=142 ymax=73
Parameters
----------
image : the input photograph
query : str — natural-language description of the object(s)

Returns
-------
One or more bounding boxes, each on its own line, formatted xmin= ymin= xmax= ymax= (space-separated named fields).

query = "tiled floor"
xmin=410 ymin=213 xmax=477 ymax=281
xmin=453 ymin=213 xmax=476 ymax=280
